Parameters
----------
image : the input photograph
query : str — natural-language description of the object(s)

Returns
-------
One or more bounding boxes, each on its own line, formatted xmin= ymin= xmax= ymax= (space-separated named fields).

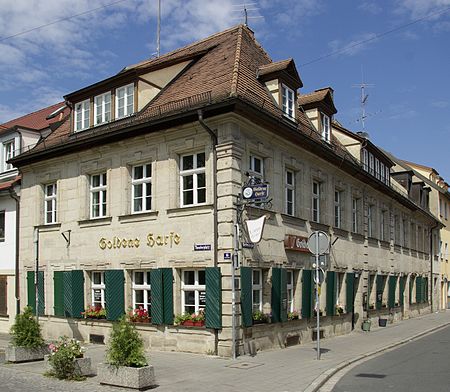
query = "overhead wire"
xmin=300 ymin=5 xmax=450 ymax=67
xmin=0 ymin=0 xmax=128 ymax=43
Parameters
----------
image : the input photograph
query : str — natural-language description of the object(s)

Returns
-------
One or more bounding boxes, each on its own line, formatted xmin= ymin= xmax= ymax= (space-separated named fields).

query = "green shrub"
xmin=106 ymin=317 xmax=148 ymax=368
xmin=10 ymin=306 xmax=44 ymax=349
xmin=47 ymin=337 xmax=85 ymax=380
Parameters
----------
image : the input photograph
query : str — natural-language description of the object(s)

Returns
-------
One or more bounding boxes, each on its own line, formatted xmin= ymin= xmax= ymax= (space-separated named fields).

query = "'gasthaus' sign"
xmin=99 ymin=232 xmax=181 ymax=250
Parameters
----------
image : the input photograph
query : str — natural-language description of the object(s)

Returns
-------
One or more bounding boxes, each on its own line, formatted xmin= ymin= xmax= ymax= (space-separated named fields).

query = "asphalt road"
xmin=332 ymin=324 xmax=450 ymax=392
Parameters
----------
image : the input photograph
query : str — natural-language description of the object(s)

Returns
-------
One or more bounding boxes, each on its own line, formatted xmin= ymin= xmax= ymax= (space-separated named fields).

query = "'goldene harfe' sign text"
xmin=99 ymin=232 xmax=181 ymax=250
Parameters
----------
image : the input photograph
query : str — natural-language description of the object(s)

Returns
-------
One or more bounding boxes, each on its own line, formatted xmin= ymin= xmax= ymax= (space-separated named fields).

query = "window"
xmin=352 ymin=197 xmax=359 ymax=233
xmin=181 ymin=270 xmax=205 ymax=314
xmin=445 ymin=243 xmax=449 ymax=261
xmin=44 ymin=183 xmax=57 ymax=224
xmin=369 ymin=153 xmax=374 ymax=176
xmin=3 ymin=139 xmax=15 ymax=171
xmin=394 ymin=214 xmax=400 ymax=245
xmin=380 ymin=210 xmax=387 ymax=241
xmin=368 ymin=204 xmax=374 ymax=237
xmin=249 ymin=155 xmax=264 ymax=179
xmin=0 ymin=210 xmax=4 ymax=242
xmin=132 ymin=271 xmax=151 ymax=312
xmin=380 ymin=162 xmax=385 ymax=182
xmin=281 ymin=84 xmax=295 ymax=119
xmin=90 ymin=173 xmax=107 ymax=218
xmin=94 ymin=92 xmax=111 ymax=125
xmin=362 ymin=148 xmax=368 ymax=171
xmin=116 ymin=83 xmax=134 ymax=119
xmin=445 ymin=202 xmax=448 ymax=220
xmin=375 ymin=158 xmax=380 ymax=180
xmin=91 ymin=271 xmax=105 ymax=308
xmin=285 ymin=169 xmax=295 ymax=216
xmin=334 ymin=190 xmax=342 ymax=228
xmin=132 ymin=164 xmax=152 ymax=213
xmin=336 ymin=273 xmax=345 ymax=309
xmin=321 ymin=113 xmax=330 ymax=142
xmin=312 ymin=181 xmax=320 ymax=223
xmin=180 ymin=152 xmax=206 ymax=206
xmin=74 ymin=99 xmax=90 ymax=131
xmin=385 ymin=166 xmax=390 ymax=185
xmin=287 ymin=270 xmax=294 ymax=312
xmin=252 ymin=269 xmax=262 ymax=312
xmin=402 ymin=218 xmax=408 ymax=248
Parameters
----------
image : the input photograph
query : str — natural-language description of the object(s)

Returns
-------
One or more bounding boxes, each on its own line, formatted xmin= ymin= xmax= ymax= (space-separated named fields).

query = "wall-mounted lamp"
xmin=61 ymin=230 xmax=71 ymax=247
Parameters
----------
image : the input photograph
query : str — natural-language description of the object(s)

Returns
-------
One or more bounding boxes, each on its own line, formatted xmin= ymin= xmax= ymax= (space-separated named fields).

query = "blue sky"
xmin=0 ymin=0 xmax=449 ymax=180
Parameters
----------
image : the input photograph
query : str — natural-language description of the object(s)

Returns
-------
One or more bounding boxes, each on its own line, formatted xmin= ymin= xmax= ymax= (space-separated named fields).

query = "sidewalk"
xmin=1 ymin=311 xmax=449 ymax=392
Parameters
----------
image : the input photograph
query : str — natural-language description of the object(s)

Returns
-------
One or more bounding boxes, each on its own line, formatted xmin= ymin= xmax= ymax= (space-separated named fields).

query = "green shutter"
xmin=240 ymin=267 xmax=253 ymax=327
xmin=409 ymin=276 xmax=414 ymax=304
xmin=400 ymin=276 xmax=406 ymax=306
xmin=388 ymin=276 xmax=397 ymax=309
xmin=206 ymin=267 xmax=222 ymax=329
xmin=301 ymin=270 xmax=313 ymax=319
xmin=162 ymin=268 xmax=173 ymax=325
xmin=150 ymin=269 xmax=163 ymax=324
xmin=27 ymin=271 xmax=44 ymax=316
xmin=105 ymin=270 xmax=124 ymax=321
xmin=271 ymin=268 xmax=281 ymax=323
xmin=63 ymin=271 xmax=84 ymax=318
xmin=280 ymin=269 xmax=287 ymax=322
xmin=416 ymin=276 xmax=422 ymax=304
xmin=424 ymin=278 xmax=428 ymax=302
xmin=326 ymin=271 xmax=336 ymax=316
xmin=376 ymin=275 xmax=383 ymax=310
xmin=346 ymin=273 xmax=355 ymax=314
xmin=53 ymin=272 xmax=64 ymax=316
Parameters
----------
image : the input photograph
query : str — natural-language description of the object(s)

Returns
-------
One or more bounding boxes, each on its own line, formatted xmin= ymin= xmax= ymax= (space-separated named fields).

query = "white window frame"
xmin=90 ymin=173 xmax=107 ymax=218
xmin=369 ymin=153 xmax=374 ymax=175
xmin=368 ymin=204 xmax=374 ymax=237
xmin=385 ymin=166 xmax=390 ymax=185
xmin=321 ymin=113 xmax=330 ymax=142
xmin=115 ymin=83 xmax=135 ymax=119
xmin=380 ymin=162 xmax=385 ymax=182
xmin=3 ymin=139 xmax=15 ymax=171
xmin=0 ymin=210 xmax=4 ymax=242
xmin=94 ymin=92 xmax=111 ymax=125
xmin=352 ymin=197 xmax=359 ymax=233
xmin=180 ymin=152 xmax=206 ymax=207
xmin=132 ymin=163 xmax=152 ymax=213
xmin=252 ymin=269 xmax=263 ymax=312
xmin=334 ymin=189 xmax=342 ymax=228
xmin=362 ymin=148 xmax=368 ymax=171
xmin=281 ymin=84 xmax=295 ymax=119
xmin=74 ymin=99 xmax=90 ymax=132
xmin=249 ymin=154 xmax=264 ymax=179
xmin=285 ymin=169 xmax=295 ymax=216
xmin=312 ymin=181 xmax=320 ymax=223
xmin=375 ymin=158 xmax=380 ymax=180
xmin=287 ymin=270 xmax=294 ymax=312
xmin=91 ymin=271 xmax=105 ymax=308
xmin=44 ymin=183 xmax=57 ymax=224
xmin=181 ymin=270 xmax=206 ymax=314
xmin=132 ymin=271 xmax=151 ymax=311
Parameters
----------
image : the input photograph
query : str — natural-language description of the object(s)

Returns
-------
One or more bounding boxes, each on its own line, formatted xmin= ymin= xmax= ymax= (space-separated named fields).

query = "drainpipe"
xmin=8 ymin=186 xmax=20 ymax=316
xmin=197 ymin=110 xmax=219 ymax=355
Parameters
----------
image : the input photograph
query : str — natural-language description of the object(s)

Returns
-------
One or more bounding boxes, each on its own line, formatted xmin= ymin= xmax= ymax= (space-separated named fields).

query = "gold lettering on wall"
xmin=99 ymin=232 xmax=180 ymax=250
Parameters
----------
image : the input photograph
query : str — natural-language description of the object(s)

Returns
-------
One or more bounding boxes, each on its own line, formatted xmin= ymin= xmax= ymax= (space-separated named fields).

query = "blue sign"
xmin=242 ymin=184 xmax=269 ymax=200
xmin=194 ymin=244 xmax=211 ymax=251
xmin=224 ymin=252 xmax=232 ymax=260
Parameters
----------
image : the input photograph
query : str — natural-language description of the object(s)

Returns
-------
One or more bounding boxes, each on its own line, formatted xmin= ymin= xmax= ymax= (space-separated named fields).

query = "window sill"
xmin=351 ymin=232 xmax=365 ymax=242
xmin=310 ymin=221 xmax=330 ymax=232
xmin=368 ymin=237 xmax=378 ymax=246
xmin=118 ymin=211 xmax=159 ymax=223
xmin=78 ymin=217 xmax=112 ymax=228
xmin=37 ymin=223 xmax=62 ymax=232
xmin=281 ymin=214 xmax=307 ymax=228
xmin=167 ymin=204 xmax=213 ymax=218
xmin=380 ymin=240 xmax=390 ymax=249
xmin=333 ymin=227 xmax=349 ymax=238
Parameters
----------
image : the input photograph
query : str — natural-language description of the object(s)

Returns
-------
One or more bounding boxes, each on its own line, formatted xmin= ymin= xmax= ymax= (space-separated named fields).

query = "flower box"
xmin=5 ymin=345 xmax=48 ymax=363
xmin=45 ymin=355 xmax=94 ymax=377
xmin=97 ymin=363 xmax=155 ymax=390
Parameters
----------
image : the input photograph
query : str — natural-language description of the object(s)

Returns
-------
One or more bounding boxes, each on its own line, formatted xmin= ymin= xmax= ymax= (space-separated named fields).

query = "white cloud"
xmin=431 ymin=100 xmax=450 ymax=108
xmin=328 ymin=32 xmax=378 ymax=57
xmin=358 ymin=2 xmax=383 ymax=14
xmin=395 ymin=0 xmax=450 ymax=19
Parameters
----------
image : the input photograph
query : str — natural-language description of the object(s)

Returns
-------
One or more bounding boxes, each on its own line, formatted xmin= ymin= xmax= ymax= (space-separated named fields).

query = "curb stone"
xmin=303 ymin=321 xmax=450 ymax=392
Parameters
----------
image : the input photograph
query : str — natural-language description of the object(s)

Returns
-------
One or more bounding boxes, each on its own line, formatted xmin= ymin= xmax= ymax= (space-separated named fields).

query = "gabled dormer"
xmin=410 ymin=182 xmax=430 ymax=210
xmin=257 ymin=59 xmax=303 ymax=121
xmin=298 ymin=87 xmax=337 ymax=143
xmin=65 ymin=58 xmax=194 ymax=133
xmin=391 ymin=171 xmax=414 ymax=194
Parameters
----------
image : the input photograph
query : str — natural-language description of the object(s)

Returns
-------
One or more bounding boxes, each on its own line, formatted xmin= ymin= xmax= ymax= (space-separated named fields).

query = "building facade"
xmin=11 ymin=25 xmax=438 ymax=356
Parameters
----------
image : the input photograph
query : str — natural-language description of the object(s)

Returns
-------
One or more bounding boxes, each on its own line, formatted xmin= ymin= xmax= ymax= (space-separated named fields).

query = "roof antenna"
xmin=231 ymin=2 xmax=263 ymax=27
xmin=352 ymin=66 xmax=375 ymax=132
xmin=156 ymin=0 xmax=161 ymax=57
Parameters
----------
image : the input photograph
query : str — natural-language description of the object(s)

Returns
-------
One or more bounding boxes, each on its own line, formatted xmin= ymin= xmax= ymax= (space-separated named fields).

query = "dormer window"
xmin=94 ymin=92 xmax=111 ymax=125
xmin=281 ymin=84 xmax=295 ymax=119
xmin=321 ymin=113 xmax=330 ymax=142
xmin=116 ymin=83 xmax=134 ymax=119
xmin=74 ymin=99 xmax=90 ymax=132
xmin=3 ymin=139 xmax=15 ymax=171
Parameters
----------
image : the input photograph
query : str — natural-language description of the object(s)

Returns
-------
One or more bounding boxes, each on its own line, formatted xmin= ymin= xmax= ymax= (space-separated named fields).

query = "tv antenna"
xmin=232 ymin=2 xmax=263 ymax=26
xmin=352 ymin=67 xmax=375 ymax=132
